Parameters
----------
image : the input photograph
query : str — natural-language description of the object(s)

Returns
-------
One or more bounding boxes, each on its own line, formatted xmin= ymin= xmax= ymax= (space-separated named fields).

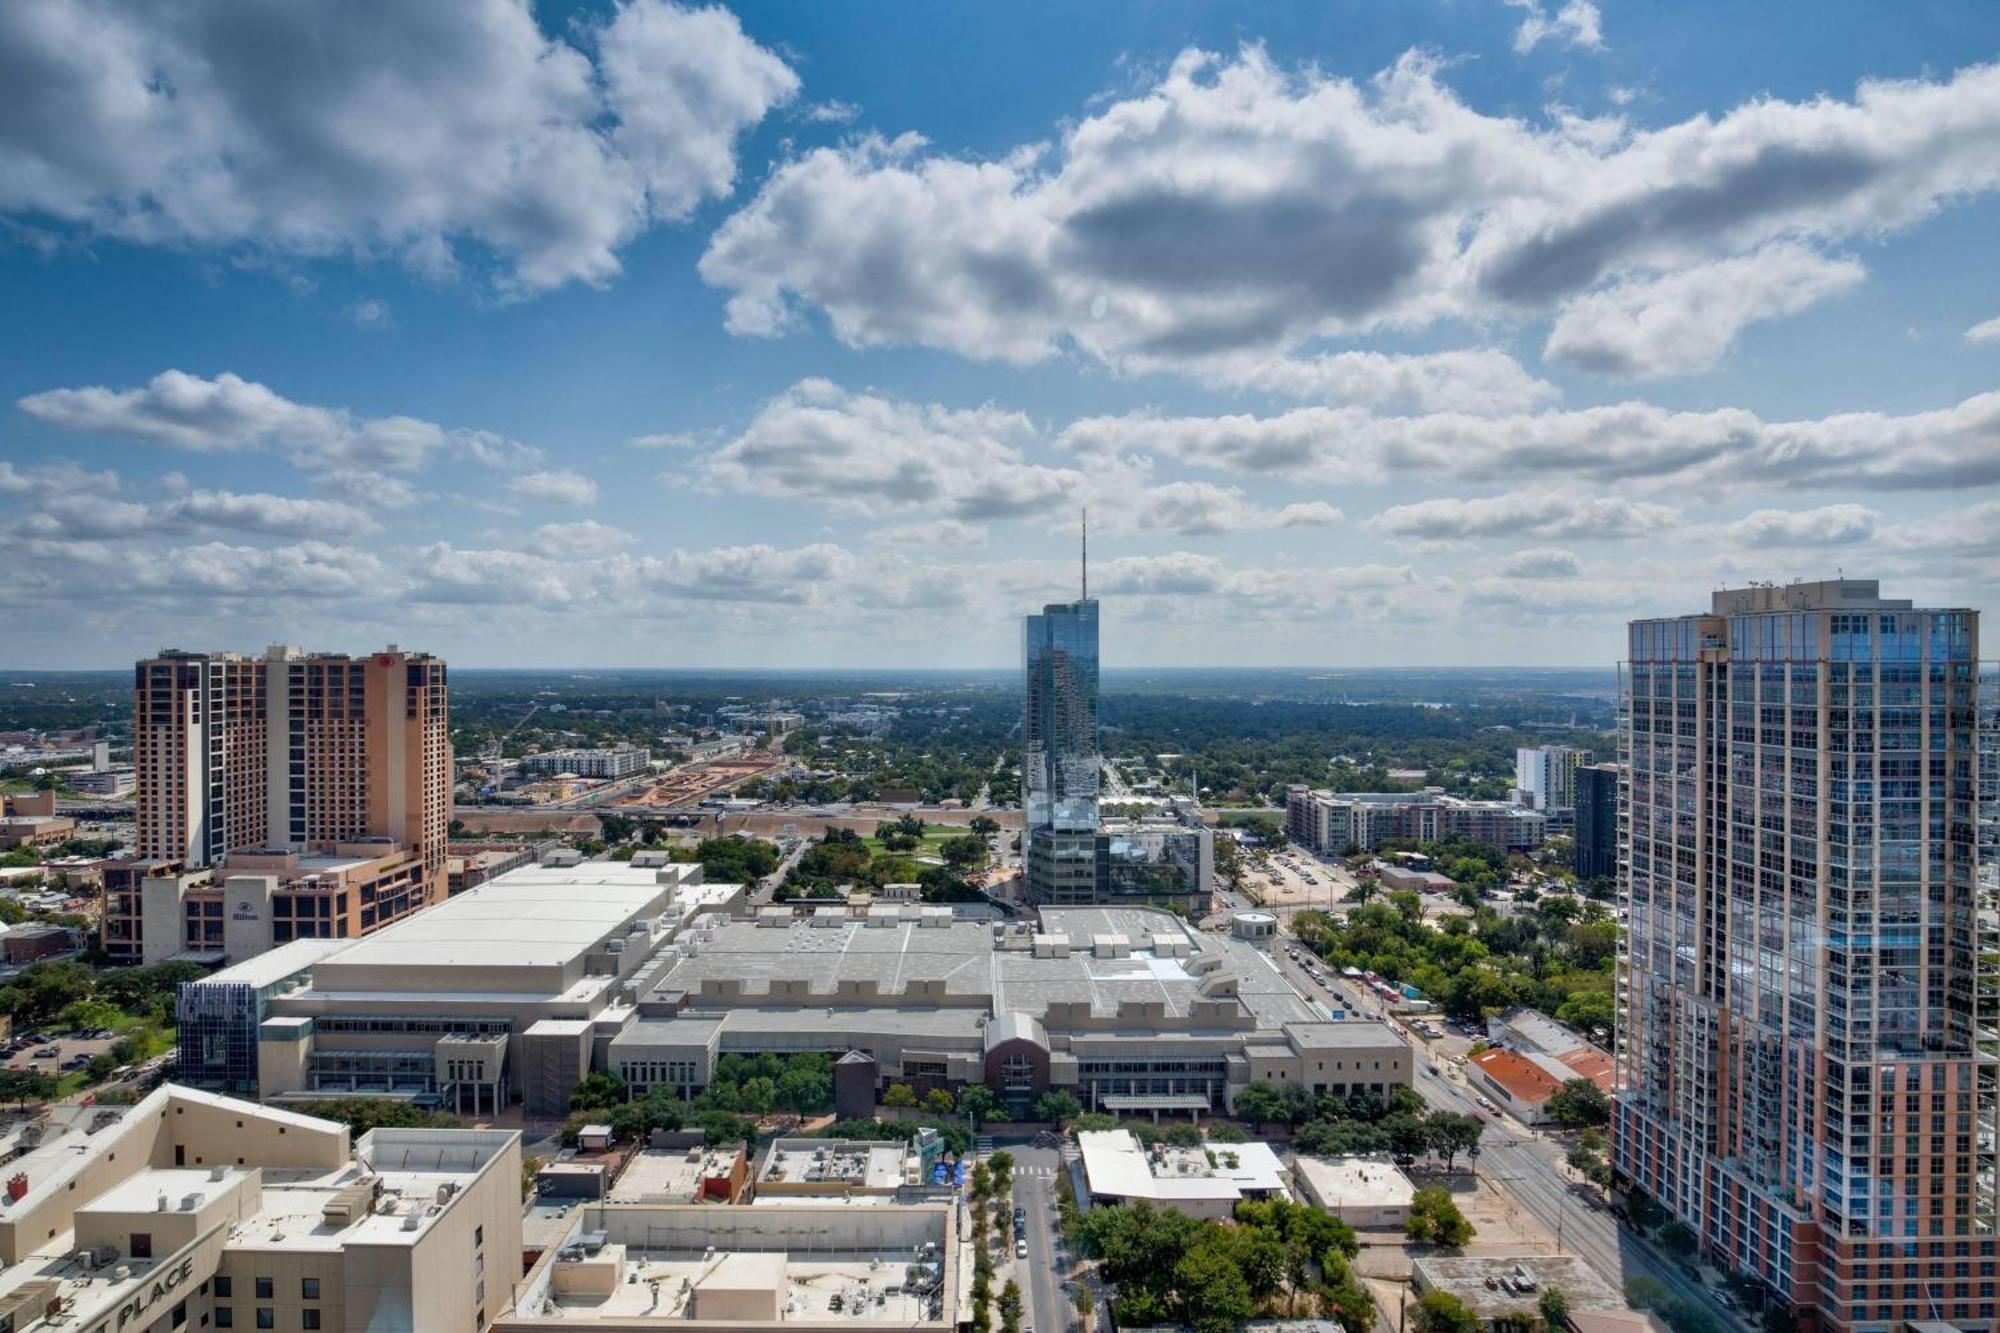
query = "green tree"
xmin=1174 ymin=1241 xmax=1257 ymax=1333
xmin=569 ymin=1071 xmax=628 ymax=1112
xmin=1623 ymin=1278 xmax=1671 ymax=1310
xmin=959 ymin=1084 xmax=1006 ymax=1126
xmin=0 ymin=1069 xmax=56 ymax=1106
xmin=742 ymin=1076 xmax=779 ymax=1118
xmin=1413 ymin=1291 xmax=1481 ymax=1333
xmin=1406 ymin=1186 xmax=1475 ymax=1247
xmin=777 ymin=1064 xmax=832 ymax=1118
xmin=970 ymin=816 xmax=1001 ymax=837
xmin=1658 ymin=1221 xmax=1699 ymax=1259
xmin=1539 ymin=1286 xmax=1571 ymax=1330
xmin=1545 ymin=1078 xmax=1612 ymax=1128
xmin=883 ymin=1083 xmax=918 ymax=1109
xmin=923 ymin=1087 xmax=956 ymax=1115
xmin=1032 ymin=1089 xmax=1081 ymax=1125
xmin=1000 ymin=1280 xmax=1023 ymax=1333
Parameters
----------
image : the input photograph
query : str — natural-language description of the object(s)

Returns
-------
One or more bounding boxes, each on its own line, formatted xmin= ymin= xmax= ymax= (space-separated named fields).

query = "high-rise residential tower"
xmin=1515 ymin=743 xmax=1589 ymax=810
xmin=1614 ymin=580 xmax=1989 ymax=1333
xmin=113 ymin=645 xmax=451 ymax=963
xmin=1571 ymin=762 xmax=1621 ymax=883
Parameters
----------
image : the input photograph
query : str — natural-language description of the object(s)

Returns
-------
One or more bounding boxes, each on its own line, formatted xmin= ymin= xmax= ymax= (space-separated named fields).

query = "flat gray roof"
xmin=310 ymin=862 xmax=735 ymax=973
xmin=646 ymin=906 xmax=1318 ymax=1030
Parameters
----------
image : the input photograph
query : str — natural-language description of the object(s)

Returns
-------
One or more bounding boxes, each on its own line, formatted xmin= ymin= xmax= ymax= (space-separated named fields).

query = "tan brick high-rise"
xmin=118 ymin=646 xmax=451 ymax=962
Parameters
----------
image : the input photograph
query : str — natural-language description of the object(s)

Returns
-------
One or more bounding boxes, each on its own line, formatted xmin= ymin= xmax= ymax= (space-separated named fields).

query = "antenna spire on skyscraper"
xmin=1081 ymin=507 xmax=1089 ymax=601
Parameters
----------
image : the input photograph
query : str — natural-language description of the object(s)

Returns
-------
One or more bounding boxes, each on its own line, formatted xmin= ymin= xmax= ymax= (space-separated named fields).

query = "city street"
xmin=1005 ymin=1144 xmax=1071 ymax=1333
xmin=1272 ymin=934 xmax=1748 ymax=1333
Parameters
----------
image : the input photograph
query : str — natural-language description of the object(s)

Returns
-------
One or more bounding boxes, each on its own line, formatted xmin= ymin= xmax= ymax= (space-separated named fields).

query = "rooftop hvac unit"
xmin=401 ymin=1214 xmax=421 ymax=1231
xmin=180 ymin=1193 xmax=201 ymax=1211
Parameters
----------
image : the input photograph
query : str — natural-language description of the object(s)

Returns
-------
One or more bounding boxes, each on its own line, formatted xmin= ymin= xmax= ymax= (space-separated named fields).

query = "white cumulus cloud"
xmin=0 ymin=0 xmax=796 ymax=294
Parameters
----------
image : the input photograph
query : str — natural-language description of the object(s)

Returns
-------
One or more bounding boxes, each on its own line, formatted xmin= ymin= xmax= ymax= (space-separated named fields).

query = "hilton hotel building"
xmin=105 ymin=646 xmax=450 ymax=965
xmin=1614 ymin=580 xmax=1991 ymax=1333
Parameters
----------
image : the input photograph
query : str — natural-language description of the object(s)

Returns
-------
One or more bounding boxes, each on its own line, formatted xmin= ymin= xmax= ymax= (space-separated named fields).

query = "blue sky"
xmin=2 ymin=0 xmax=1997 ymax=668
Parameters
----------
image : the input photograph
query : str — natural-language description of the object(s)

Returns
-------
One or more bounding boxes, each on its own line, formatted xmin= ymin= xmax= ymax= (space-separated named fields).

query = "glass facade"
xmin=1614 ymin=585 xmax=1989 ymax=1333
xmin=1024 ymin=598 xmax=1100 ymax=834
xmin=1098 ymin=826 xmax=1210 ymax=910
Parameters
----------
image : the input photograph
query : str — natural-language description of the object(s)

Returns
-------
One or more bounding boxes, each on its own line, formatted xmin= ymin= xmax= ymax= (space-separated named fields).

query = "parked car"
xmin=1015 ymin=1239 xmax=1028 ymax=1259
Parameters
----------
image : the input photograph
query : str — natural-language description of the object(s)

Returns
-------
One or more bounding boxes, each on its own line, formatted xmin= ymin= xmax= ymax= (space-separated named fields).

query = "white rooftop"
xmin=1292 ymin=1157 xmax=1416 ymax=1210
xmin=1077 ymin=1130 xmax=1288 ymax=1202
xmin=310 ymin=862 xmax=738 ymax=972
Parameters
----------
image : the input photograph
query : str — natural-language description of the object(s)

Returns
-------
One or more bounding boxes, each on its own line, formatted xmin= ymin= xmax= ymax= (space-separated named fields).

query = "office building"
xmin=1613 ymin=580 xmax=1987 ymax=1333
xmin=1572 ymin=762 xmax=1621 ymax=883
xmin=0 ymin=1083 xmax=520 ymax=1333
xmin=117 ymin=645 xmax=450 ymax=964
xmin=1024 ymin=590 xmax=1101 ymax=905
xmin=521 ymin=747 xmax=650 ymax=780
xmin=1514 ymin=744 xmax=1590 ymax=811
xmin=72 ymin=766 xmax=136 ymax=796
xmin=1284 ymin=787 xmax=1546 ymax=855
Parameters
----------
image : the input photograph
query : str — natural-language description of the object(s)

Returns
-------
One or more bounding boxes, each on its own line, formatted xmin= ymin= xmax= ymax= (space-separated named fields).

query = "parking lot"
xmin=4 ymin=1030 xmax=124 ymax=1079
xmin=1244 ymin=850 xmax=1356 ymax=909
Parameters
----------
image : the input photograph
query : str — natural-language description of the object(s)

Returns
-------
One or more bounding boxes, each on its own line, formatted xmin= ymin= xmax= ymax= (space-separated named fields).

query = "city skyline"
xmin=2 ymin=2 xmax=1998 ymax=669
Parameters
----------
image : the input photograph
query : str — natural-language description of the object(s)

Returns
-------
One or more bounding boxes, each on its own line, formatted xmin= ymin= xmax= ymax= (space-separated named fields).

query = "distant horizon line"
xmin=0 ymin=662 xmax=1618 ymax=674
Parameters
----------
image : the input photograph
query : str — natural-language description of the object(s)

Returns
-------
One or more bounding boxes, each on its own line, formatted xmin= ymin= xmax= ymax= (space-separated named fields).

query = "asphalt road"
xmin=1267 ymin=928 xmax=1748 ymax=1333
xmin=1007 ymin=1144 xmax=1069 ymax=1333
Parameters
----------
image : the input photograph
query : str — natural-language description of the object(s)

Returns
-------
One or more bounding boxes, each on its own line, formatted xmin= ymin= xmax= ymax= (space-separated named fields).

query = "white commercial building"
xmin=1075 ymin=1130 xmax=1289 ymax=1220
xmin=1290 ymin=1157 xmax=1416 ymax=1229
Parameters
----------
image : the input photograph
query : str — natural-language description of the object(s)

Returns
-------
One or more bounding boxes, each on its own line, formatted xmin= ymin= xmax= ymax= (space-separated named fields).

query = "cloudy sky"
xmin=2 ymin=0 xmax=1997 ymax=669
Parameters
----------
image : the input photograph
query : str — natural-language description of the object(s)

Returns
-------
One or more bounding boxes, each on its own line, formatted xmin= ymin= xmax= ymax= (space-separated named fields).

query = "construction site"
xmin=616 ymin=753 xmax=783 ymax=809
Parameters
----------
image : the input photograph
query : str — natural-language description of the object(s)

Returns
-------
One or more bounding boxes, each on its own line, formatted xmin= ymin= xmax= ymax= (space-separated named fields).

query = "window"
xmin=255 ymin=1312 xmax=273 ymax=1331
xmin=215 ymin=1311 xmax=233 ymax=1330
xmin=215 ymin=1277 xmax=232 ymax=1298
xmin=130 ymin=1233 xmax=153 ymax=1259
xmin=302 ymin=1312 xmax=321 ymax=1330
xmin=301 ymin=1279 xmax=319 ymax=1300
xmin=254 ymin=1278 xmax=273 ymax=1300
xmin=474 ymin=1224 xmax=484 ymax=1247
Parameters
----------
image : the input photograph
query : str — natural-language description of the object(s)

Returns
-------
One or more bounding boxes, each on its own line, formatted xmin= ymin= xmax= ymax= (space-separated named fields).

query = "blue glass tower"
xmin=1024 ymin=596 xmax=1100 ymax=833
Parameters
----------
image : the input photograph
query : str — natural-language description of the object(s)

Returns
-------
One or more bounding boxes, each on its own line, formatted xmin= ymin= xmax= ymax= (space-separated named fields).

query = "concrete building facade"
xmin=0 ymin=1083 xmax=519 ymax=1333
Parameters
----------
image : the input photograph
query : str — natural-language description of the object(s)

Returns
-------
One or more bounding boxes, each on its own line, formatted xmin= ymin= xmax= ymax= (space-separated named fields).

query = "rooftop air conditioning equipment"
xmin=180 ymin=1193 xmax=201 ymax=1211
xmin=401 ymin=1214 xmax=421 ymax=1232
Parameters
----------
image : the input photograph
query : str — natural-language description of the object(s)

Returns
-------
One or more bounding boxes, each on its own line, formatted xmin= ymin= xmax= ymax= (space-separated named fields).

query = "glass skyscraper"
xmin=1024 ymin=597 xmax=1100 ymax=832
xmin=1614 ymin=580 xmax=1991 ymax=1333
xmin=1025 ymin=597 xmax=1101 ymax=904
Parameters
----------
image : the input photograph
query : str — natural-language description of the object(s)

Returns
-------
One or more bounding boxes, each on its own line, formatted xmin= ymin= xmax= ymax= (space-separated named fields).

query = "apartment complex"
xmin=1613 ymin=580 xmax=1989 ymax=1333
xmin=1515 ymin=744 xmax=1591 ymax=811
xmin=521 ymin=747 xmax=650 ymax=780
xmin=0 ymin=1083 xmax=519 ymax=1333
xmin=113 ymin=646 xmax=450 ymax=964
xmin=1284 ymin=787 xmax=1546 ymax=855
xmin=1572 ymin=762 xmax=1621 ymax=883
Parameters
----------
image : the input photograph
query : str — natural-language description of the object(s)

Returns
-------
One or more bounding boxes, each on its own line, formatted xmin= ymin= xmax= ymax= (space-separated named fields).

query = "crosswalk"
xmin=1014 ymin=1164 xmax=1059 ymax=1177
